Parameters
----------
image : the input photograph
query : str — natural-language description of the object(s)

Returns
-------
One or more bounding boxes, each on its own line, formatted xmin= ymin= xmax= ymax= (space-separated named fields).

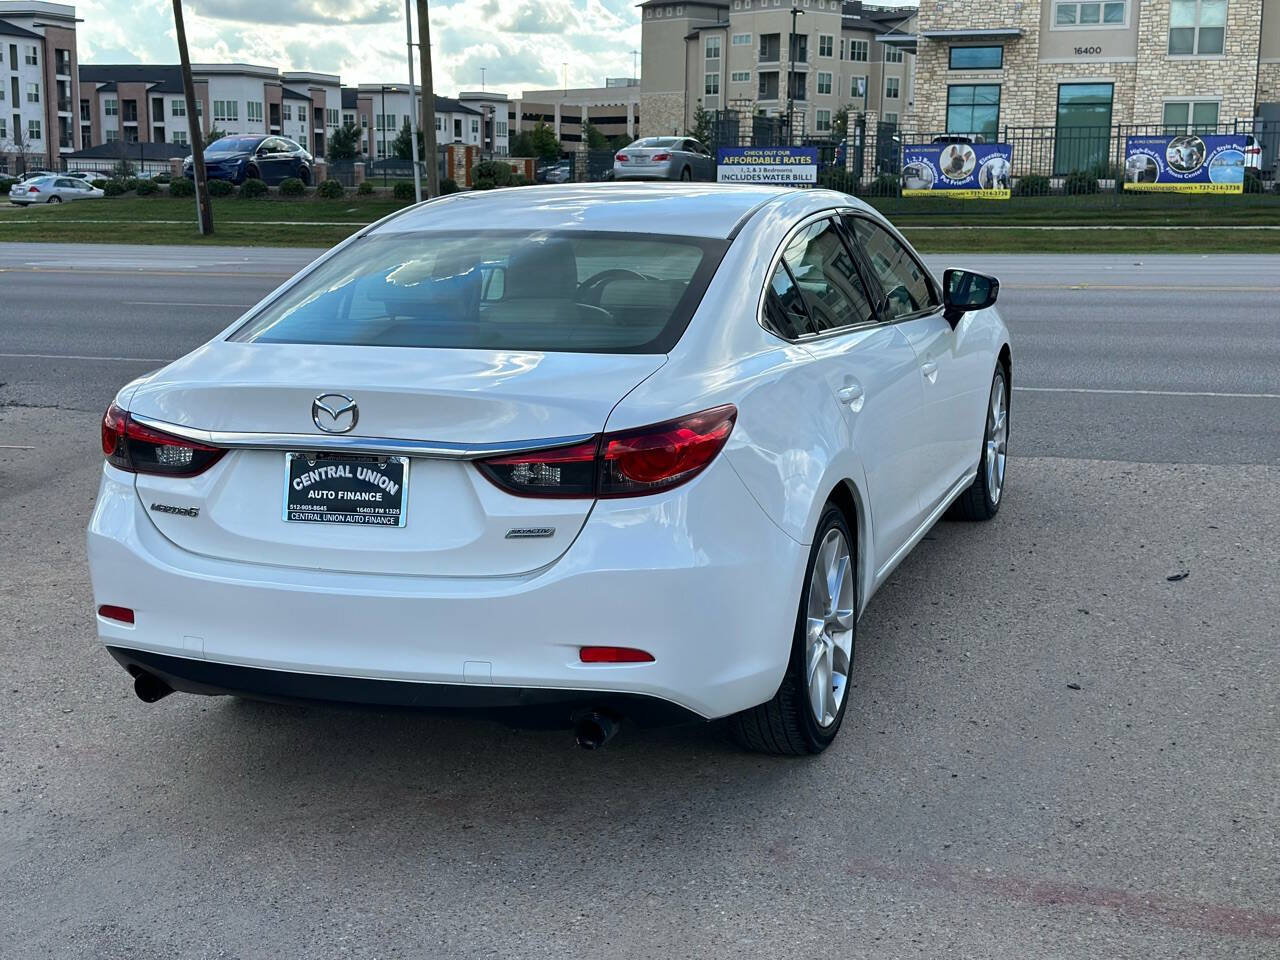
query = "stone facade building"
xmin=639 ymin=0 xmax=917 ymax=139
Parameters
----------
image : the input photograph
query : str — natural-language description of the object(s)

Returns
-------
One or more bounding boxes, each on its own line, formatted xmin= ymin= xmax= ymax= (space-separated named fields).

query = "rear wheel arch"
xmin=825 ymin=479 xmax=866 ymax=617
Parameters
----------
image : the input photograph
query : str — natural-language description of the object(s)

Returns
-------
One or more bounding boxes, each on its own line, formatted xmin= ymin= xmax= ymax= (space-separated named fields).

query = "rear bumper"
xmin=89 ymin=458 xmax=806 ymax=720
xmin=613 ymin=166 xmax=673 ymax=180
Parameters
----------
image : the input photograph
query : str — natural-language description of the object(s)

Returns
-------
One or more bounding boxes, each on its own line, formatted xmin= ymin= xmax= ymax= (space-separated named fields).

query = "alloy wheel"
xmin=805 ymin=528 xmax=854 ymax=728
xmin=986 ymin=373 xmax=1008 ymax=504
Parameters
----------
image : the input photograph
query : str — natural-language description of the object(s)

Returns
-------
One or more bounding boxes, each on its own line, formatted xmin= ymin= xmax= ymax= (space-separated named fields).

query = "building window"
xmin=732 ymin=33 xmax=751 ymax=45
xmin=815 ymin=108 xmax=831 ymax=132
xmin=105 ymin=98 xmax=118 ymax=117
xmin=26 ymin=83 xmax=39 ymax=104
xmin=283 ymin=104 xmax=292 ymax=120
xmin=213 ymin=100 xmax=238 ymax=122
xmin=884 ymin=112 xmax=898 ymax=125
xmin=171 ymin=99 xmax=186 ymax=116
xmin=885 ymin=77 xmax=900 ymax=99
xmin=816 ymin=71 xmax=832 ymax=95
xmin=946 ymin=83 xmax=1000 ymax=138
xmin=25 ymin=45 xmax=37 ymax=66
xmin=851 ymin=76 xmax=867 ymax=99
xmin=849 ymin=39 xmax=868 ymax=62
xmin=1169 ymin=0 xmax=1226 ymax=55
xmin=759 ymin=33 xmax=781 ymax=61
xmin=27 ymin=119 xmax=40 ymax=141
xmin=790 ymin=34 xmax=808 ymax=62
xmin=758 ymin=70 xmax=779 ymax=100
xmin=818 ymin=34 xmax=833 ymax=57
xmin=0 ymin=119 xmax=6 ymax=139
xmin=1054 ymin=82 xmax=1113 ymax=173
xmin=1054 ymin=1 xmax=1127 ymax=26
xmin=731 ymin=70 xmax=751 ymax=82
xmin=705 ymin=72 xmax=720 ymax=95
xmin=706 ymin=36 xmax=721 ymax=59
xmin=326 ymin=107 xmax=339 ymax=126
xmin=247 ymin=101 xmax=263 ymax=122
xmin=884 ymin=44 xmax=903 ymax=63
xmin=496 ymin=119 xmax=508 ymax=136
xmin=949 ymin=45 xmax=1003 ymax=69
xmin=1163 ymin=99 xmax=1220 ymax=131
xmin=788 ymin=72 xmax=807 ymax=100
xmin=471 ymin=118 xmax=479 ymax=134
xmin=172 ymin=130 xmax=188 ymax=145
xmin=105 ymin=128 xmax=119 ymax=142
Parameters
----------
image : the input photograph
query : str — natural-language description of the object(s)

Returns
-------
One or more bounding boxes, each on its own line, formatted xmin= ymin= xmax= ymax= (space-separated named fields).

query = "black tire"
xmin=950 ymin=363 xmax=1009 ymax=521
xmin=245 ymin=164 xmax=260 ymax=183
xmin=48 ymin=195 xmax=62 ymax=204
xmin=680 ymin=167 xmax=692 ymax=181
xmin=730 ymin=504 xmax=855 ymax=755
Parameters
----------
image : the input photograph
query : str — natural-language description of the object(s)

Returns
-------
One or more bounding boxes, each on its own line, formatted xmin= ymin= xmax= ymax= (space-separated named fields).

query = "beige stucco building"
xmin=897 ymin=0 xmax=1280 ymax=171
xmin=639 ymin=0 xmax=917 ymax=139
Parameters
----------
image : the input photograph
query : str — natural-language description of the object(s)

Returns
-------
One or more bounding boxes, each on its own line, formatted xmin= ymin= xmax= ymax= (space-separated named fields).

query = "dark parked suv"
xmin=183 ymin=135 xmax=313 ymax=185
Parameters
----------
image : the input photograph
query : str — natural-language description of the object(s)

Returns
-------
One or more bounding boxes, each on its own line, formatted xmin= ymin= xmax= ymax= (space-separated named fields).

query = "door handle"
xmin=921 ymin=360 xmax=938 ymax=382
xmin=837 ymin=383 xmax=864 ymax=405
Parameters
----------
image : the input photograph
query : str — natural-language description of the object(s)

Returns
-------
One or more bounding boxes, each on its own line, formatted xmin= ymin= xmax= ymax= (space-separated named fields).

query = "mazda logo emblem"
xmin=312 ymin=393 xmax=359 ymax=434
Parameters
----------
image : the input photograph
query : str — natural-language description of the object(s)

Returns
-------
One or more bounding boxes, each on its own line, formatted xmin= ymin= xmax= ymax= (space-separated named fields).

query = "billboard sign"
xmin=901 ymin=142 xmax=1012 ymax=199
xmin=716 ymin=146 xmax=819 ymax=185
xmin=1123 ymin=134 xmax=1246 ymax=193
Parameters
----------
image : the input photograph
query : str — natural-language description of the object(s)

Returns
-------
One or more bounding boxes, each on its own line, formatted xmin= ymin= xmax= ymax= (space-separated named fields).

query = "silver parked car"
xmin=8 ymin=175 xmax=105 ymax=205
xmin=613 ymin=137 xmax=716 ymax=182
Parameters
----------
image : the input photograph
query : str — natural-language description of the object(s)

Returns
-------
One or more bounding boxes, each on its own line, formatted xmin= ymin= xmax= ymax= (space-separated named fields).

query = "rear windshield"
xmin=229 ymin=230 xmax=727 ymax=354
xmin=630 ymin=138 xmax=680 ymax=148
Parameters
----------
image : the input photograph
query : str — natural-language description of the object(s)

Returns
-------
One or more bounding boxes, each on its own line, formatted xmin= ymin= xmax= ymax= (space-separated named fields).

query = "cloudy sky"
xmin=74 ymin=0 xmax=645 ymax=94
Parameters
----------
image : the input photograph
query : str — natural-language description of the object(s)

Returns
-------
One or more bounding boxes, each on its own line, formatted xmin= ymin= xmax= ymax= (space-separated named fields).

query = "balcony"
xmin=58 ymin=97 xmax=72 ymax=113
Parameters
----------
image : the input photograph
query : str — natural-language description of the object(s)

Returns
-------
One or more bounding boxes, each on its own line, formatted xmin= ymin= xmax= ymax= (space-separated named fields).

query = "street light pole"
xmin=786 ymin=4 xmax=804 ymax=147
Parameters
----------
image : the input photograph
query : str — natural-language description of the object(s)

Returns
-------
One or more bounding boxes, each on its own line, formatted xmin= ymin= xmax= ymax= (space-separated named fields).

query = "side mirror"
xmin=943 ymin=268 xmax=999 ymax=326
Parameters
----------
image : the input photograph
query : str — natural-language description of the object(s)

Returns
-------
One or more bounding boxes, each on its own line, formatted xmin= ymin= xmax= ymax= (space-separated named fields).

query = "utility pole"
xmin=172 ymin=0 xmax=212 ymax=234
xmin=416 ymin=0 xmax=440 ymax=197
xmin=404 ymin=0 xmax=422 ymax=202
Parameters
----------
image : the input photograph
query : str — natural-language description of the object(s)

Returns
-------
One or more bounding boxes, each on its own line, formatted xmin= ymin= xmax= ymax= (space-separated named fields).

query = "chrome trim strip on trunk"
xmin=128 ymin=412 xmax=596 ymax=460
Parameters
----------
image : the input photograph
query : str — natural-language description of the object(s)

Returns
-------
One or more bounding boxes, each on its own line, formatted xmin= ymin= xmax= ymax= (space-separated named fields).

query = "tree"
xmin=832 ymin=105 xmax=851 ymax=142
xmin=328 ymin=121 xmax=361 ymax=162
xmin=510 ymin=122 xmax=560 ymax=162
xmin=392 ymin=119 xmax=415 ymax=160
xmin=173 ymin=0 xmax=212 ymax=234
xmin=582 ymin=120 xmax=609 ymax=150
xmin=204 ymin=125 xmax=228 ymax=144
xmin=688 ymin=104 xmax=712 ymax=144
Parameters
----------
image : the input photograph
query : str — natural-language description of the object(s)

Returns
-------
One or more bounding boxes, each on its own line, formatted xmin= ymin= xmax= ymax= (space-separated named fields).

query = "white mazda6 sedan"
xmin=88 ymin=183 xmax=1011 ymax=754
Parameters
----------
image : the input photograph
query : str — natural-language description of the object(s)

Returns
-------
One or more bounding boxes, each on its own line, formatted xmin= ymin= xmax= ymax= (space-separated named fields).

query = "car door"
xmin=766 ymin=216 xmax=925 ymax=564
xmin=845 ymin=214 xmax=976 ymax=513
xmin=264 ymin=138 xmax=292 ymax=183
xmin=54 ymin=177 xmax=80 ymax=201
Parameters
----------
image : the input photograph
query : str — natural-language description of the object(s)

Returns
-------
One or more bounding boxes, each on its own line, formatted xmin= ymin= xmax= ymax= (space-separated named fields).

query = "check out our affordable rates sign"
xmin=1123 ymin=134 xmax=1246 ymax=193
xmin=901 ymin=142 xmax=1013 ymax=199
xmin=717 ymin=147 xmax=818 ymax=184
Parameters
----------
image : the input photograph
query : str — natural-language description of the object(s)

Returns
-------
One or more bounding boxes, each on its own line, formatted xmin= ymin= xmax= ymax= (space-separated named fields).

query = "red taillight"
xmin=98 ymin=604 xmax=135 ymax=624
xmin=616 ymin=152 xmax=629 ymax=162
xmin=101 ymin=402 xmax=225 ymax=477
xmin=27 ymin=186 xmax=40 ymax=193
xmin=476 ymin=405 xmax=736 ymax=499
xmin=652 ymin=152 xmax=670 ymax=162
xmin=580 ymin=646 xmax=655 ymax=663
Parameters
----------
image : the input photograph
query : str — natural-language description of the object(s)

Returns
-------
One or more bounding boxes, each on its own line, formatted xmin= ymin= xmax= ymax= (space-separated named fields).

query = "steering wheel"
xmin=577 ymin=268 xmax=650 ymax=305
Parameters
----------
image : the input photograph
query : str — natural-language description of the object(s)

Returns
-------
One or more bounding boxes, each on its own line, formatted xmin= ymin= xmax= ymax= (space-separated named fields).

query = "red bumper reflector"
xmin=98 ymin=604 xmax=135 ymax=624
xmin=579 ymin=646 xmax=654 ymax=663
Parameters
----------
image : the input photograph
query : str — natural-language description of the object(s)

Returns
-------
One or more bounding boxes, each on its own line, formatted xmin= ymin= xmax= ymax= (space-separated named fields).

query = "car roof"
xmin=374 ymin=183 xmax=832 ymax=240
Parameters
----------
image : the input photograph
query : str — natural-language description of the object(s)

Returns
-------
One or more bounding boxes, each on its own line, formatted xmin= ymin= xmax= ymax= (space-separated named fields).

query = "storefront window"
xmin=1054 ymin=82 xmax=1113 ymax=174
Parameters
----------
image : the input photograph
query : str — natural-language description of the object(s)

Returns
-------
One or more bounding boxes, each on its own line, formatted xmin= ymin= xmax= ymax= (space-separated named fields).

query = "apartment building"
xmin=348 ymin=85 xmax=500 ymax=159
xmin=76 ymin=63 xmax=341 ymax=157
xmin=0 ymin=1 xmax=79 ymax=171
xmin=639 ymin=0 xmax=915 ymax=139
xmin=512 ymin=83 xmax=641 ymax=146
xmin=903 ymin=0 xmax=1280 ymax=152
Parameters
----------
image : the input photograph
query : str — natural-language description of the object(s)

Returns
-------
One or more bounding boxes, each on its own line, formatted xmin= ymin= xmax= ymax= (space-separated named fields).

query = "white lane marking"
xmin=0 ymin=352 xmax=166 ymax=362
xmin=1017 ymin=386 xmax=1280 ymax=400
xmin=0 ymin=444 xmax=37 ymax=450
xmin=125 ymin=300 xmax=250 ymax=308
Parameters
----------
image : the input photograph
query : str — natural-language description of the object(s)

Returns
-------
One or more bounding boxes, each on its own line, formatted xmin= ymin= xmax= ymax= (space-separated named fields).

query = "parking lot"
xmin=2 ymin=245 xmax=1278 ymax=957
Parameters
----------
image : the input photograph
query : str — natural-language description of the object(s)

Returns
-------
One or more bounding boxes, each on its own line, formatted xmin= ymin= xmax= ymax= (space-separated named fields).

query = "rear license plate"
xmin=284 ymin=453 xmax=409 ymax=526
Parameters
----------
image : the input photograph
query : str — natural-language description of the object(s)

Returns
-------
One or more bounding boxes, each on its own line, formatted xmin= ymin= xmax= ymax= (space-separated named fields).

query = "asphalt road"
xmin=1 ymin=244 xmax=1277 ymax=958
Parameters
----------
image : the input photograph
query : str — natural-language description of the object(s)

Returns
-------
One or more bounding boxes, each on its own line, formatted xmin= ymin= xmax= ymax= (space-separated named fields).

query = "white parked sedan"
xmin=9 ymin=175 xmax=104 ymax=205
xmin=88 ymin=183 xmax=1011 ymax=754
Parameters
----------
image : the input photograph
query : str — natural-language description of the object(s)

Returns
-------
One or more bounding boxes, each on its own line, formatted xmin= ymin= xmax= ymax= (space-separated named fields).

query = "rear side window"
xmin=766 ymin=263 xmax=813 ymax=339
xmin=847 ymin=217 xmax=940 ymax=320
xmin=230 ymin=231 xmax=728 ymax=354
xmin=780 ymin=219 xmax=876 ymax=334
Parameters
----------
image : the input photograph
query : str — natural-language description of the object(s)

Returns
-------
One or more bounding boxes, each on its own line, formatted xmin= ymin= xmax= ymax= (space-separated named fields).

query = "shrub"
xmin=91 ymin=179 xmax=108 ymax=189
xmin=317 ymin=178 xmax=345 ymax=199
xmin=102 ymin=178 xmax=127 ymax=197
xmin=134 ymin=179 xmax=159 ymax=196
xmin=152 ymin=172 xmax=171 ymax=184
xmin=471 ymin=160 xmax=517 ymax=190
xmin=167 ymin=177 xmax=195 ymax=198
xmin=1062 ymin=170 xmax=1100 ymax=195
xmin=440 ymin=177 xmax=460 ymax=195
xmin=862 ymin=173 xmax=901 ymax=197
xmin=356 ymin=179 xmax=374 ymax=195
xmin=279 ymin=177 xmax=307 ymax=197
xmin=392 ymin=180 xmax=416 ymax=201
xmin=239 ymin=177 xmax=268 ymax=199
xmin=123 ymin=177 xmax=139 ymax=191
xmin=1243 ymin=169 xmax=1266 ymax=194
xmin=1013 ymin=174 xmax=1051 ymax=197
xmin=207 ymin=178 xmax=234 ymax=197
xmin=0 ymin=181 xmax=10 ymax=195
